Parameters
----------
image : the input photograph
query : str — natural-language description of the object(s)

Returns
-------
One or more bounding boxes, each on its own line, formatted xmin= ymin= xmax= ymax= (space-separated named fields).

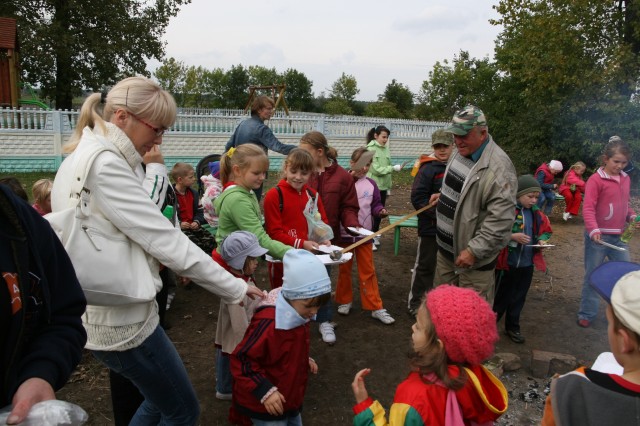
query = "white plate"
xmin=316 ymin=244 xmax=344 ymax=254
xmin=265 ymin=252 xmax=353 ymax=265
xmin=347 ymin=227 xmax=375 ymax=237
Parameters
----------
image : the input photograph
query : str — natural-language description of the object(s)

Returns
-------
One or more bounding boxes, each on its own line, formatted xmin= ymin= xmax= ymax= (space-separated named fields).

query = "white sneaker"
xmin=371 ymin=309 xmax=395 ymax=325
xmin=562 ymin=212 xmax=570 ymax=221
xmin=372 ymin=244 xmax=378 ymax=252
xmin=337 ymin=303 xmax=352 ymax=315
xmin=373 ymin=237 xmax=381 ymax=246
xmin=319 ymin=322 xmax=336 ymax=344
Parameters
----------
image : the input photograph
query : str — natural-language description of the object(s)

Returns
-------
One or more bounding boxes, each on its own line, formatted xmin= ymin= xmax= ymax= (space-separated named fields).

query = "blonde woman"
xmin=51 ymin=76 xmax=263 ymax=424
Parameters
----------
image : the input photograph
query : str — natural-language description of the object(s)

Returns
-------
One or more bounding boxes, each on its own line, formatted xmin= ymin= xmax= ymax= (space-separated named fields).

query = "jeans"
xmin=215 ymin=347 xmax=232 ymax=395
xmin=315 ymin=265 xmax=333 ymax=323
xmin=536 ymin=190 xmax=555 ymax=215
xmin=578 ymin=232 xmax=629 ymax=322
xmin=93 ymin=325 xmax=200 ymax=426
xmin=251 ymin=413 xmax=303 ymax=426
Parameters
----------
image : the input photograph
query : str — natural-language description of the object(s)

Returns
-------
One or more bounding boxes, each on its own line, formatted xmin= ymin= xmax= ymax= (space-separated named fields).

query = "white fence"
xmin=0 ymin=108 xmax=446 ymax=172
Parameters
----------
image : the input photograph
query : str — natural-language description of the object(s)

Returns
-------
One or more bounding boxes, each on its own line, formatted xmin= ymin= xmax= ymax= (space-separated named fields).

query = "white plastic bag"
xmin=0 ymin=400 xmax=88 ymax=425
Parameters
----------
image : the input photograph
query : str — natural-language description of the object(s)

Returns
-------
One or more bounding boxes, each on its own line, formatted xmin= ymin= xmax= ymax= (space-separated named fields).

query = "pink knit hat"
xmin=426 ymin=285 xmax=498 ymax=365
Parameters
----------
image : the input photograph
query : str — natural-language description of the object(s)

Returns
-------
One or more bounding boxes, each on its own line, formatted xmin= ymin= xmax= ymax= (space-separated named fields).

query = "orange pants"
xmin=336 ymin=243 xmax=383 ymax=310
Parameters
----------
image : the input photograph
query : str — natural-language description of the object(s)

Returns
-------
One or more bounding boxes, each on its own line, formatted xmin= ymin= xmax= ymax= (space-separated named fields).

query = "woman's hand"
xmin=591 ymin=232 xmax=602 ymax=242
xmin=245 ymin=286 xmax=266 ymax=300
xmin=352 ymin=368 xmax=371 ymax=404
xmin=142 ymin=145 xmax=164 ymax=165
xmin=264 ymin=391 xmax=286 ymax=416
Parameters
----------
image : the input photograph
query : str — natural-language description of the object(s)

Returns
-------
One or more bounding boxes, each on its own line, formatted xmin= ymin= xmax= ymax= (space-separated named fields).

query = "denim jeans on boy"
xmin=93 ymin=325 xmax=200 ymax=426
xmin=578 ymin=232 xmax=629 ymax=322
xmin=314 ymin=265 xmax=333 ymax=323
xmin=215 ymin=347 xmax=232 ymax=395
xmin=251 ymin=413 xmax=303 ymax=426
xmin=536 ymin=189 xmax=555 ymax=215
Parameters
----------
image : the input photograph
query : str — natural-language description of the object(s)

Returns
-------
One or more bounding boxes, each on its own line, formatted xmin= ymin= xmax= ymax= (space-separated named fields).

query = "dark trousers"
xmin=493 ymin=265 xmax=534 ymax=333
xmin=408 ymin=235 xmax=437 ymax=311
xmin=109 ymin=267 xmax=172 ymax=426
xmin=372 ymin=190 xmax=388 ymax=233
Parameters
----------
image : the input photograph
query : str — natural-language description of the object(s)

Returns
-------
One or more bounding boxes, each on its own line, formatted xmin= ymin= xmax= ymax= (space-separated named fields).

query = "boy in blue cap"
xmin=542 ymin=261 xmax=640 ymax=425
xmin=231 ymin=249 xmax=331 ymax=425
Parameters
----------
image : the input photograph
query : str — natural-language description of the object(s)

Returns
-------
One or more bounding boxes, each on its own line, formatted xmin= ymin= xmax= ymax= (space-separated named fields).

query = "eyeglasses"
xmin=129 ymin=112 xmax=166 ymax=137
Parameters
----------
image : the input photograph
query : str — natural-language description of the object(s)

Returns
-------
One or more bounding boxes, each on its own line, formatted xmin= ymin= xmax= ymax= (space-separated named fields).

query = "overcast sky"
xmin=155 ymin=0 xmax=502 ymax=101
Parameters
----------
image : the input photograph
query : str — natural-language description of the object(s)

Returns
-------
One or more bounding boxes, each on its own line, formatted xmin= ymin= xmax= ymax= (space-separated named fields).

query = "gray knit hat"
xmin=517 ymin=175 xmax=541 ymax=198
xmin=281 ymin=249 xmax=331 ymax=300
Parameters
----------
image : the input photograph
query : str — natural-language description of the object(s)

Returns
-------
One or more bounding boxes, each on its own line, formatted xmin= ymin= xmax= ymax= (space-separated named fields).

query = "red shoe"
xmin=577 ymin=319 xmax=591 ymax=328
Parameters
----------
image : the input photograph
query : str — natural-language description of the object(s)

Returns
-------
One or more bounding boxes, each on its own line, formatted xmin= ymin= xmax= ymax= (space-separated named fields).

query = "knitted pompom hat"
xmin=426 ymin=285 xmax=498 ymax=365
xmin=517 ymin=174 xmax=541 ymax=198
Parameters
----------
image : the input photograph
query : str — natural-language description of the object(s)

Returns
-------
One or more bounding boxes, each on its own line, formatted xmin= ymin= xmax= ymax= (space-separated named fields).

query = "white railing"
xmin=0 ymin=107 xmax=447 ymax=139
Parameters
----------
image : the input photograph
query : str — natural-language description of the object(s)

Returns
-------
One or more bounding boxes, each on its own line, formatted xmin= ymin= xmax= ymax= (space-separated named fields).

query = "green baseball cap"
xmin=431 ymin=129 xmax=454 ymax=146
xmin=443 ymin=105 xmax=487 ymax=136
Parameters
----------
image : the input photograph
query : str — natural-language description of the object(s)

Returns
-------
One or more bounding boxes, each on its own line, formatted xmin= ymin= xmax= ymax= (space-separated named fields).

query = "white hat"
xmin=281 ymin=249 xmax=331 ymax=300
xmin=589 ymin=261 xmax=640 ymax=334
xmin=549 ymin=160 xmax=563 ymax=171
xmin=220 ymin=231 xmax=268 ymax=271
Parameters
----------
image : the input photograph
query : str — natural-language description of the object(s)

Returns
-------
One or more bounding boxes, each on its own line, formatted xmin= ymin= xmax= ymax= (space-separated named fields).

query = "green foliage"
xmin=491 ymin=0 xmax=640 ymax=171
xmin=223 ymin=65 xmax=250 ymax=109
xmin=415 ymin=51 xmax=499 ymax=122
xmin=281 ymin=69 xmax=314 ymax=111
xmin=324 ymin=98 xmax=354 ymax=115
xmin=1 ymin=0 xmax=191 ymax=109
xmin=381 ymin=79 xmax=414 ymax=118
xmin=329 ymin=73 xmax=360 ymax=103
xmin=364 ymin=101 xmax=402 ymax=119
xmin=247 ymin=66 xmax=280 ymax=87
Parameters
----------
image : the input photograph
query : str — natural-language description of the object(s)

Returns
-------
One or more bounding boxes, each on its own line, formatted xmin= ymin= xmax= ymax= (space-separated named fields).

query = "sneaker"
xmin=337 ymin=303 xmax=352 ymax=315
xmin=577 ymin=319 xmax=591 ymax=328
xmin=319 ymin=321 xmax=336 ymax=344
xmin=216 ymin=391 xmax=232 ymax=401
xmin=372 ymin=244 xmax=378 ymax=252
xmin=371 ymin=309 xmax=395 ymax=325
xmin=373 ymin=237 xmax=381 ymax=246
xmin=562 ymin=212 xmax=571 ymax=221
xmin=506 ymin=329 xmax=525 ymax=344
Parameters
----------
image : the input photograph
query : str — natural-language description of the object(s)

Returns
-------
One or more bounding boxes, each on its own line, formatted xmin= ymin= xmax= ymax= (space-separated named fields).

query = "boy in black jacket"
xmin=407 ymin=130 xmax=453 ymax=316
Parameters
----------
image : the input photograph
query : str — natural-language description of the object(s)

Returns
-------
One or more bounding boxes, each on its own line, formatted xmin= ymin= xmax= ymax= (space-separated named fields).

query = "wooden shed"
xmin=0 ymin=17 xmax=19 ymax=108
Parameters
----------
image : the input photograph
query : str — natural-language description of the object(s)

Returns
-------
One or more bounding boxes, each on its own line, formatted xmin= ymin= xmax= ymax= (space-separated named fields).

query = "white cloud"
xmin=156 ymin=0 xmax=503 ymax=101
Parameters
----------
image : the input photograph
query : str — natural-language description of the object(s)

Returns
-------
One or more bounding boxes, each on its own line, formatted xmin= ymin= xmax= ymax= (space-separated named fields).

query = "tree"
xmin=183 ymin=65 xmax=206 ymax=108
xmin=281 ymin=69 xmax=314 ymax=111
xmin=223 ymin=65 xmax=250 ymax=109
xmin=247 ymin=66 xmax=281 ymax=87
xmin=324 ymin=98 xmax=353 ymax=115
xmin=329 ymin=73 xmax=360 ymax=103
xmin=415 ymin=51 xmax=499 ymax=122
xmin=155 ymin=58 xmax=186 ymax=105
xmin=491 ymin=0 xmax=640 ymax=170
xmin=1 ymin=0 xmax=191 ymax=109
xmin=200 ymin=68 xmax=227 ymax=108
xmin=364 ymin=101 xmax=402 ymax=119
xmin=381 ymin=79 xmax=414 ymax=118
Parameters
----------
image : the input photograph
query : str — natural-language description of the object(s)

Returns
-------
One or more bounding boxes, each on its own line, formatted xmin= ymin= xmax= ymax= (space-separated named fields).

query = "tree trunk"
xmin=53 ymin=0 xmax=73 ymax=109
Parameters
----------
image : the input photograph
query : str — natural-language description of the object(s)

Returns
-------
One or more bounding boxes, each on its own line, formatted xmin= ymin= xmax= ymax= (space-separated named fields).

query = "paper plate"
xmin=347 ymin=227 xmax=375 ymax=237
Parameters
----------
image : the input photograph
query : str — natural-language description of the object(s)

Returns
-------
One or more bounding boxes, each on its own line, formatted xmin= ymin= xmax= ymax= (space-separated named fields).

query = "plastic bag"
xmin=303 ymin=195 xmax=333 ymax=243
xmin=0 ymin=400 xmax=88 ymax=425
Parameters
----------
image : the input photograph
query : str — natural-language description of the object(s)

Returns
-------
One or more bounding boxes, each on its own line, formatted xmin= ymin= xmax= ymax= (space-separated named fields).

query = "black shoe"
xmin=506 ymin=329 xmax=525 ymax=344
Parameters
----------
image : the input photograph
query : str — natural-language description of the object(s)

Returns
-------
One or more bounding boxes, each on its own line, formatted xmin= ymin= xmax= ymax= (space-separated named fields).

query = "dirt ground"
xmin=57 ymin=182 xmax=639 ymax=425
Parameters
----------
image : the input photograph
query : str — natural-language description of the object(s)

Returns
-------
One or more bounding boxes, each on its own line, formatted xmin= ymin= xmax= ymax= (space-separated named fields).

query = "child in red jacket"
xmin=231 ymin=250 xmax=331 ymax=424
xmin=264 ymin=149 xmax=330 ymax=288
xmin=351 ymin=285 xmax=507 ymax=425
xmin=558 ymin=161 xmax=586 ymax=221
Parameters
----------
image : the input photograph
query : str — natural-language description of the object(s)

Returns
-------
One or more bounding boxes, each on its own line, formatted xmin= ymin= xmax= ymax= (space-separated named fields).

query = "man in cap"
xmin=430 ymin=105 xmax=517 ymax=301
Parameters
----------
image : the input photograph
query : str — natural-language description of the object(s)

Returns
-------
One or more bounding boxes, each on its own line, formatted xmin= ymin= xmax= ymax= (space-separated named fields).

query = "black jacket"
xmin=0 ymin=185 xmax=86 ymax=406
xmin=411 ymin=157 xmax=447 ymax=237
